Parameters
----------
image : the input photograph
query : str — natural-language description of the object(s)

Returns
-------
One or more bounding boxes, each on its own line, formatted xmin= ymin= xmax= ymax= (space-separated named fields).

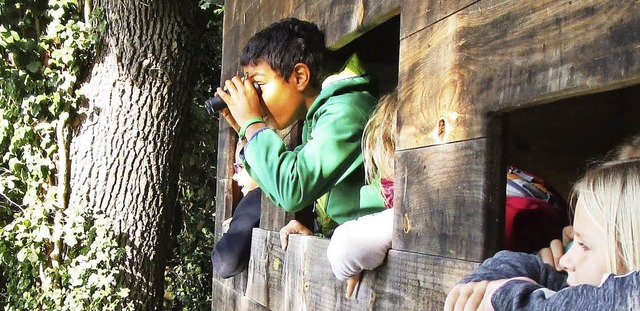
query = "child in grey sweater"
xmin=445 ymin=159 xmax=640 ymax=311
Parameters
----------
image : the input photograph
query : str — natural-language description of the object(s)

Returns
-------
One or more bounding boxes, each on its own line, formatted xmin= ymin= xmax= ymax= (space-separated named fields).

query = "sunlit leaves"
xmin=0 ymin=0 xmax=131 ymax=309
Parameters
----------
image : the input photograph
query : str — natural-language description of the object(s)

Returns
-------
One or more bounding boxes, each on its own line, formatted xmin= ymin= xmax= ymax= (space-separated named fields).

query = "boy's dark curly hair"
xmin=240 ymin=18 xmax=328 ymax=89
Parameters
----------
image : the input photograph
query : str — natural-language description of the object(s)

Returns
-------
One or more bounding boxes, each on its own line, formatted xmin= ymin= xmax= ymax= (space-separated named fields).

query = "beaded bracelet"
xmin=238 ymin=117 xmax=265 ymax=140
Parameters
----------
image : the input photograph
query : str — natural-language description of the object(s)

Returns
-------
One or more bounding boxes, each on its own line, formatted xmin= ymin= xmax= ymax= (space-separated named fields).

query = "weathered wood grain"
xmin=214 ymin=122 xmax=238 ymax=242
xmin=211 ymin=278 xmax=270 ymax=311
xmin=398 ymin=0 xmax=640 ymax=150
xmin=394 ymin=133 xmax=505 ymax=261
xmin=400 ymin=0 xmax=477 ymax=39
xmin=371 ymin=249 xmax=480 ymax=309
xmin=245 ymin=229 xmax=287 ymax=310
xmin=255 ymin=0 xmax=305 ymax=27
xmin=244 ymin=228 xmax=481 ymax=310
xmin=298 ymin=0 xmax=400 ymax=49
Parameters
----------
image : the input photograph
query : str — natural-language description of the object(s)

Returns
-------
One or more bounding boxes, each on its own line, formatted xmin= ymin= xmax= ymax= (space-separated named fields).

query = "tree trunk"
xmin=69 ymin=0 xmax=199 ymax=308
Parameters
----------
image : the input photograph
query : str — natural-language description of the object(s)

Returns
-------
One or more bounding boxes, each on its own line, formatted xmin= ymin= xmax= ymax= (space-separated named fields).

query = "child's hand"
xmin=216 ymin=76 xmax=263 ymax=130
xmin=445 ymin=278 xmax=536 ymax=311
xmin=279 ymin=220 xmax=313 ymax=251
xmin=218 ymin=107 xmax=240 ymax=132
xmin=538 ymin=225 xmax=574 ymax=271
xmin=538 ymin=239 xmax=565 ymax=271
xmin=345 ymin=273 xmax=361 ymax=299
xmin=444 ymin=280 xmax=490 ymax=311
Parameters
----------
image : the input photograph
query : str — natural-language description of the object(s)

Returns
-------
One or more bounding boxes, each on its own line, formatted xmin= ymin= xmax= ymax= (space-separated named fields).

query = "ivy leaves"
xmin=0 ymin=1 xmax=131 ymax=309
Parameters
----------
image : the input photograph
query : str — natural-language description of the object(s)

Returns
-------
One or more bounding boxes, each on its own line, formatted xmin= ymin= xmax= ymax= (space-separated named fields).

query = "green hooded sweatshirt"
xmin=243 ymin=62 xmax=385 ymax=230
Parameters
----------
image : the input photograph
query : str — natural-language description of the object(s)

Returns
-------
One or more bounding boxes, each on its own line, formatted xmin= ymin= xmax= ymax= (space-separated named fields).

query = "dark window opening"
xmin=330 ymin=15 xmax=400 ymax=96
xmin=506 ymin=85 xmax=640 ymax=198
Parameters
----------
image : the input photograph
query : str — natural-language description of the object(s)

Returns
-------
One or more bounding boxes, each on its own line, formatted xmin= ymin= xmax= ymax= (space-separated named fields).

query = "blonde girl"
xmin=445 ymin=159 xmax=640 ymax=311
xmin=326 ymin=91 xmax=397 ymax=297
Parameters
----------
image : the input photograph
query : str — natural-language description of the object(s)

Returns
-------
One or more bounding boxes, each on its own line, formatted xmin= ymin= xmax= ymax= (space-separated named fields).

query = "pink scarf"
xmin=381 ymin=178 xmax=394 ymax=209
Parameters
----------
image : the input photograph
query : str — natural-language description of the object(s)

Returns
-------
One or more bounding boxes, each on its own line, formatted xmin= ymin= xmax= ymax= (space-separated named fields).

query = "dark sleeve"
xmin=460 ymin=251 xmax=568 ymax=291
xmin=493 ymin=272 xmax=640 ymax=310
xmin=211 ymin=189 xmax=261 ymax=278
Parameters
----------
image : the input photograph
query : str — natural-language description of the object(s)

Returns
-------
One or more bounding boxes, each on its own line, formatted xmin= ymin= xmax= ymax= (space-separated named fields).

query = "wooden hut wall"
xmin=213 ymin=0 xmax=640 ymax=309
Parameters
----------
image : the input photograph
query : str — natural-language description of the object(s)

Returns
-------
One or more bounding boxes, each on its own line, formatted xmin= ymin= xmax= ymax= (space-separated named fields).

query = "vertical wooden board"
xmin=372 ymin=249 xmax=480 ymax=310
xmin=214 ymin=123 xmax=238 ymax=242
xmin=397 ymin=12 xmax=486 ymax=150
xmin=213 ymin=269 xmax=248 ymax=299
xmin=398 ymin=0 xmax=640 ymax=151
xmin=259 ymin=193 xmax=296 ymax=231
xmin=282 ymin=234 xmax=377 ymax=310
xmin=220 ymin=22 xmax=241 ymax=82
xmin=214 ymin=178 xmax=234 ymax=242
xmin=400 ymin=0 xmax=477 ymax=39
xmin=211 ymin=278 xmax=270 ymax=311
xmin=394 ymin=135 xmax=505 ymax=261
xmin=245 ymin=229 xmax=287 ymax=311
xmin=222 ymin=0 xmax=240 ymax=37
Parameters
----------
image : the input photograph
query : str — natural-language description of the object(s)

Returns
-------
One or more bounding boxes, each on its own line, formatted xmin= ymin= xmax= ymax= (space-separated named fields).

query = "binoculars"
xmin=204 ymin=81 xmax=262 ymax=114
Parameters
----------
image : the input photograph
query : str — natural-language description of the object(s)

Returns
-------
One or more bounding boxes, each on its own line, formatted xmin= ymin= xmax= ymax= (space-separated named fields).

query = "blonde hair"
xmin=570 ymin=159 xmax=640 ymax=274
xmin=362 ymin=91 xmax=397 ymax=183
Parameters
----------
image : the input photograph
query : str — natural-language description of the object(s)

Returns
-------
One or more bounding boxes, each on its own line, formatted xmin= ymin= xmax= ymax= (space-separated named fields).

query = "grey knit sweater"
xmin=460 ymin=250 xmax=640 ymax=310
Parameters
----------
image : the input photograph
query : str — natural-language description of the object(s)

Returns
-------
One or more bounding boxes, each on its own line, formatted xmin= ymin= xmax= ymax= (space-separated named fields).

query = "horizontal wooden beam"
xmin=398 ymin=0 xmax=640 ymax=150
xmin=400 ymin=0 xmax=477 ymax=39
xmin=244 ymin=228 xmax=481 ymax=310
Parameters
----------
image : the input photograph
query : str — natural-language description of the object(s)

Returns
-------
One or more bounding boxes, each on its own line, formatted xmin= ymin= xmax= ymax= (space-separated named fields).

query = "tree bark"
xmin=69 ymin=0 xmax=199 ymax=308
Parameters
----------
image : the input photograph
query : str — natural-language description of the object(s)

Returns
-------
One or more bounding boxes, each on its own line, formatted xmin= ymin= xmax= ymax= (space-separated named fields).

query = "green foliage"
xmin=163 ymin=3 xmax=223 ymax=310
xmin=0 ymin=0 xmax=131 ymax=309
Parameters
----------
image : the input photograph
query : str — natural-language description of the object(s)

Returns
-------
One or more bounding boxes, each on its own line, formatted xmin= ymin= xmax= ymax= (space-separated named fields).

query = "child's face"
xmin=232 ymin=162 xmax=259 ymax=196
xmin=245 ymin=61 xmax=307 ymax=130
xmin=559 ymin=197 xmax=610 ymax=286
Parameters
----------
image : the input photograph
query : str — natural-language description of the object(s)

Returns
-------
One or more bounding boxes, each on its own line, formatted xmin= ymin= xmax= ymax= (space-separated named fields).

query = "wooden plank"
xmin=400 ymin=0 xmax=477 ymax=39
xmin=301 ymin=0 xmax=401 ymax=50
xmin=220 ymin=22 xmax=240 ymax=81
xmin=255 ymin=0 xmax=305 ymax=27
xmin=394 ymin=133 xmax=505 ymax=261
xmin=211 ymin=278 xmax=270 ymax=311
xmin=371 ymin=249 xmax=480 ymax=310
xmin=214 ymin=123 xmax=238 ymax=242
xmin=398 ymin=0 xmax=640 ymax=150
xmin=258 ymin=193 xmax=296 ymax=231
xmin=281 ymin=233 xmax=377 ymax=310
xmin=397 ymin=13 xmax=481 ymax=150
xmin=244 ymin=228 xmax=481 ymax=310
xmin=245 ymin=229 xmax=287 ymax=311
xmin=213 ymin=269 xmax=248 ymax=300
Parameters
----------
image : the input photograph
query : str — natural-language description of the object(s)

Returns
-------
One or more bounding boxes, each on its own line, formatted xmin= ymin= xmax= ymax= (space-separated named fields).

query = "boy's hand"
xmin=219 ymin=108 xmax=240 ymax=132
xmin=279 ymin=220 xmax=313 ymax=251
xmin=216 ymin=76 xmax=263 ymax=130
